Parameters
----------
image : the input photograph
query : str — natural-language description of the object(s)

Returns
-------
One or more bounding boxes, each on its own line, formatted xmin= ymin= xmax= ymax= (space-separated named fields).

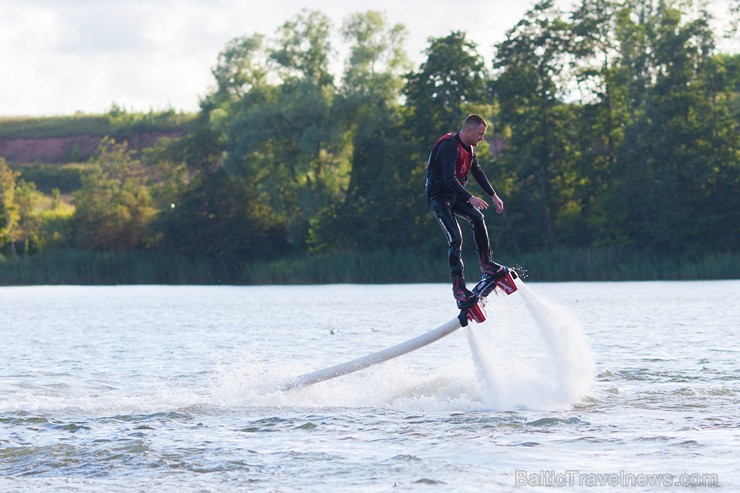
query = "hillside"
xmin=0 ymin=112 xmax=197 ymax=164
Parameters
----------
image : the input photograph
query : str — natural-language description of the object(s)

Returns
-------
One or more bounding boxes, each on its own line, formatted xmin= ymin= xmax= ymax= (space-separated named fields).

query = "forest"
xmin=0 ymin=0 xmax=738 ymax=284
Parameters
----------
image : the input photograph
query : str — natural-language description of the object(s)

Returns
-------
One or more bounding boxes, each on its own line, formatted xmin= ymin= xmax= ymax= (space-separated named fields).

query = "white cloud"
xmin=55 ymin=5 xmax=151 ymax=54
xmin=0 ymin=0 xmax=735 ymax=116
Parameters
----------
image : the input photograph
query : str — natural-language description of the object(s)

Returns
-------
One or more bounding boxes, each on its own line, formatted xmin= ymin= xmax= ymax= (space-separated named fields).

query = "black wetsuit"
xmin=425 ymin=132 xmax=497 ymax=280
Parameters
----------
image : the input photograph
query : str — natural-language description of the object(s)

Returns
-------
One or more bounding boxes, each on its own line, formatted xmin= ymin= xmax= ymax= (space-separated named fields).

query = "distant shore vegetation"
xmin=1 ymin=2 xmax=738 ymax=284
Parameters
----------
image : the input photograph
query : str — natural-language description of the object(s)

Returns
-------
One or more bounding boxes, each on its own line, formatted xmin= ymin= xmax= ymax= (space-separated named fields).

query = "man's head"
xmin=459 ymin=114 xmax=488 ymax=147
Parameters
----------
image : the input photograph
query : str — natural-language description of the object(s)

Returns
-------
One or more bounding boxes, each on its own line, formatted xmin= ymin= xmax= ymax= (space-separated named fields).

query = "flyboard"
xmin=281 ymin=269 xmax=519 ymax=391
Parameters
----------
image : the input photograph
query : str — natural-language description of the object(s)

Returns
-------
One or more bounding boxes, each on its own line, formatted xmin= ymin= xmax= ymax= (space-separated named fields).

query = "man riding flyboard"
xmin=425 ymin=114 xmax=516 ymax=323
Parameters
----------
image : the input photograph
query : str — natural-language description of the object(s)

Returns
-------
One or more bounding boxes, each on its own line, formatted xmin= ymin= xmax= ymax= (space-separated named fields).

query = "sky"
xmin=1 ymin=0 xmax=736 ymax=117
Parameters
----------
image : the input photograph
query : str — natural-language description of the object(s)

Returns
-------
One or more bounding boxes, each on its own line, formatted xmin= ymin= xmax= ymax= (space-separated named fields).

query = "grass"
xmin=0 ymin=247 xmax=737 ymax=286
xmin=0 ymin=112 xmax=197 ymax=139
xmin=13 ymin=162 xmax=88 ymax=194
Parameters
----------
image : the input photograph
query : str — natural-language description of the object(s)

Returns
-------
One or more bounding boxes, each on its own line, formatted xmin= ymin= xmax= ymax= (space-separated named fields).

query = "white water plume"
xmin=467 ymin=281 xmax=595 ymax=410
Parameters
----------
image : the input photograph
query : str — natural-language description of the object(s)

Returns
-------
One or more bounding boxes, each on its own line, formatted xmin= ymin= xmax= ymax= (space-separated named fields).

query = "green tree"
xmin=158 ymin=27 xmax=288 ymax=259
xmin=492 ymin=0 xmax=580 ymax=251
xmin=568 ymin=0 xmax=633 ymax=246
xmin=597 ymin=1 xmax=738 ymax=253
xmin=155 ymin=171 xmax=290 ymax=261
xmin=71 ymin=138 xmax=157 ymax=251
xmin=176 ymin=34 xmax=272 ymax=182
xmin=339 ymin=11 xmax=409 ymax=97
xmin=404 ymin=31 xmax=489 ymax=147
xmin=221 ymin=10 xmax=341 ymax=251
xmin=271 ymin=8 xmax=334 ymax=86
xmin=140 ymin=137 xmax=191 ymax=211
xmin=309 ymin=11 xmax=412 ymax=252
xmin=0 ymin=157 xmax=20 ymax=257
xmin=12 ymin=179 xmax=42 ymax=255
xmin=211 ymin=34 xmax=270 ymax=102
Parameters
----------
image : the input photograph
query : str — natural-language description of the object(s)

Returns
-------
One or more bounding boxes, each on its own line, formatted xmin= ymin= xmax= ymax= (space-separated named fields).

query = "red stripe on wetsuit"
xmin=431 ymin=132 xmax=472 ymax=184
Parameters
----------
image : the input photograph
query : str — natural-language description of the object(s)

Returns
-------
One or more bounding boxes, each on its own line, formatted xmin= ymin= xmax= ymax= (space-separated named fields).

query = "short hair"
xmin=463 ymin=114 xmax=488 ymax=129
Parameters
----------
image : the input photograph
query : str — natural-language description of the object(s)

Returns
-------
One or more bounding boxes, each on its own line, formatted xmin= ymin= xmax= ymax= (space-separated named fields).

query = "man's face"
xmin=464 ymin=124 xmax=487 ymax=146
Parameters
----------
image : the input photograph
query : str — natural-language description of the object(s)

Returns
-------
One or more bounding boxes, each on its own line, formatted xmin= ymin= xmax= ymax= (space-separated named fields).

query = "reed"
xmin=0 ymin=250 xmax=218 ymax=285
xmin=243 ymin=248 xmax=739 ymax=284
xmin=242 ymin=249 xmax=447 ymax=284
xmin=510 ymin=248 xmax=740 ymax=281
xmin=0 ymin=247 xmax=737 ymax=285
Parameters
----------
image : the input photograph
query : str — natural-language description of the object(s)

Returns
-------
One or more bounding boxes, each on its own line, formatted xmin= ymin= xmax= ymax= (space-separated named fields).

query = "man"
xmin=425 ymin=114 xmax=507 ymax=308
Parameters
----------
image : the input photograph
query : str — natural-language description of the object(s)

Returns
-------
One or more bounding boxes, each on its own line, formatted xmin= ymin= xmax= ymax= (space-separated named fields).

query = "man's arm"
xmin=470 ymin=158 xmax=495 ymax=196
xmin=470 ymin=157 xmax=504 ymax=213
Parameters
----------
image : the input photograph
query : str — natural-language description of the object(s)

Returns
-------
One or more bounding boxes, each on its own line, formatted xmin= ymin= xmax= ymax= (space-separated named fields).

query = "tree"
xmin=140 ymin=137 xmax=191 ymax=211
xmin=340 ymin=11 xmax=409 ymax=98
xmin=492 ymin=0 xmax=580 ymax=251
xmin=568 ymin=0 xmax=633 ymax=247
xmin=12 ymin=179 xmax=43 ymax=255
xmin=595 ymin=1 xmax=739 ymax=253
xmin=211 ymin=34 xmax=270 ymax=103
xmin=309 ymin=11 xmax=413 ymax=252
xmin=270 ymin=9 xmax=334 ymax=86
xmin=219 ymin=10 xmax=341 ymax=251
xmin=404 ymin=31 xmax=489 ymax=146
xmin=0 ymin=157 xmax=20 ymax=257
xmin=71 ymin=138 xmax=157 ymax=251
xmin=154 ymin=170 xmax=290 ymax=261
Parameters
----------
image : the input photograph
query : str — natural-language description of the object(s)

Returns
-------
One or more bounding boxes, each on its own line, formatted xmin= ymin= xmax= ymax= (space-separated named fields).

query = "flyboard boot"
xmin=473 ymin=250 xmax=519 ymax=299
xmin=452 ymin=274 xmax=478 ymax=309
xmin=473 ymin=261 xmax=515 ymax=298
xmin=453 ymin=274 xmax=486 ymax=327
xmin=457 ymin=256 xmax=520 ymax=326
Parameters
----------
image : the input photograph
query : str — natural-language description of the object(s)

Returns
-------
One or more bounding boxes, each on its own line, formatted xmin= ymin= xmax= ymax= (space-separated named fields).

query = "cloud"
xmin=2 ymin=0 xmax=232 ymax=115
xmin=54 ymin=5 xmax=151 ymax=54
xmin=1 ymin=0 xmax=735 ymax=116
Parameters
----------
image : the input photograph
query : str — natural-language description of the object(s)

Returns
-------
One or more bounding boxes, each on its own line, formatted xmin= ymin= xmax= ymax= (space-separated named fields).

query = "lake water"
xmin=1 ymin=280 xmax=737 ymax=491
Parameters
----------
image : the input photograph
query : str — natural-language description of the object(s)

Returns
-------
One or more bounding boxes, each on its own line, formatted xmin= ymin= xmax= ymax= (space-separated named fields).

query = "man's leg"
xmin=452 ymin=200 xmax=507 ymax=279
xmin=429 ymin=197 xmax=477 ymax=307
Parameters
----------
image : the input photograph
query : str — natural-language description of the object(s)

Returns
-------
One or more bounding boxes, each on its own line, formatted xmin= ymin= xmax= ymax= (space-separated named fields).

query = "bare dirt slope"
xmin=0 ymin=131 xmax=183 ymax=163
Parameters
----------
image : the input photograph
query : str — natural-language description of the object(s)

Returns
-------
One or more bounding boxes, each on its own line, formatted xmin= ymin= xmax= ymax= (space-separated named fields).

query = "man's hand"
xmin=468 ymin=196 xmax=489 ymax=210
xmin=491 ymin=193 xmax=504 ymax=214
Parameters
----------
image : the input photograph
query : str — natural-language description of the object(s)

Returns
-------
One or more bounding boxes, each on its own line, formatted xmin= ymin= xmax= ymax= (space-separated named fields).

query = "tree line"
xmin=1 ymin=0 xmax=738 ymax=279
